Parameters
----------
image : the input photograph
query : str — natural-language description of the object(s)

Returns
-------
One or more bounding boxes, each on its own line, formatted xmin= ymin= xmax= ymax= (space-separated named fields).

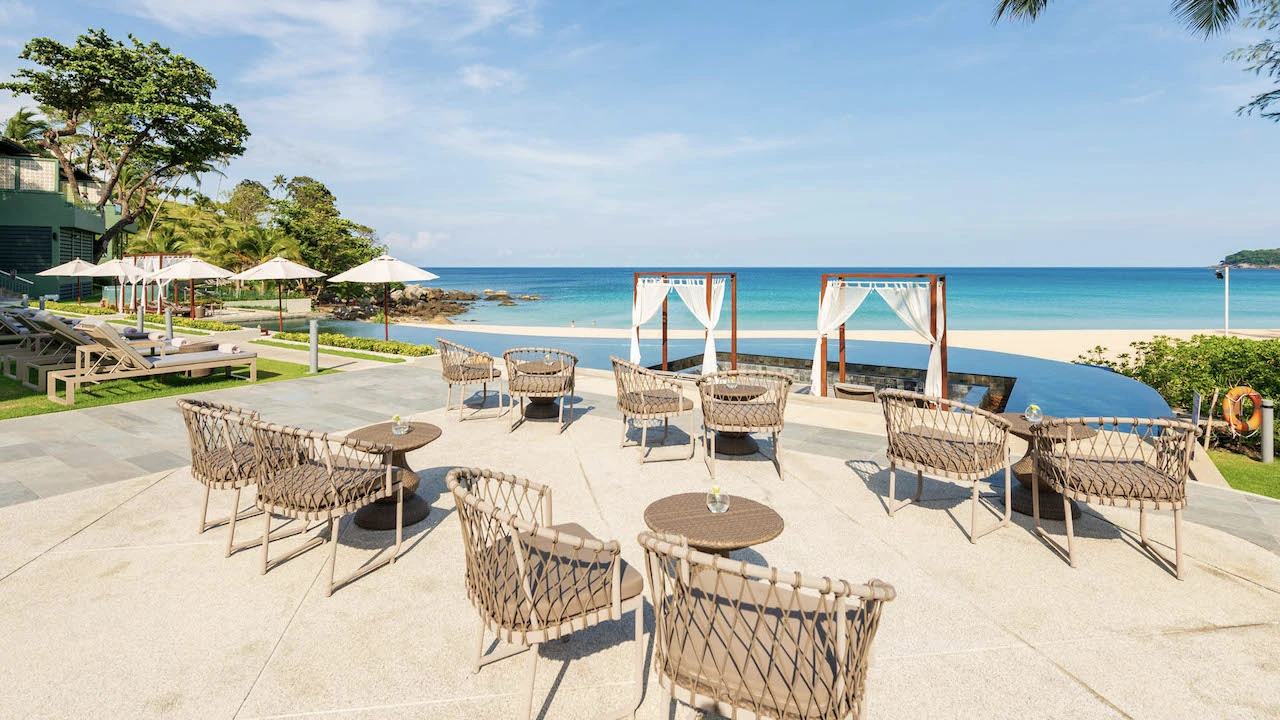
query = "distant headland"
xmin=1221 ymin=249 xmax=1280 ymax=269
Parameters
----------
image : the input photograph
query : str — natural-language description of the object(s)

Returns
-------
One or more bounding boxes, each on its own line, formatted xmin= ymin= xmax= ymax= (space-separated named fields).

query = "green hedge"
xmin=273 ymin=331 xmax=435 ymax=357
xmin=29 ymin=301 xmax=116 ymax=316
xmin=143 ymin=314 xmax=242 ymax=332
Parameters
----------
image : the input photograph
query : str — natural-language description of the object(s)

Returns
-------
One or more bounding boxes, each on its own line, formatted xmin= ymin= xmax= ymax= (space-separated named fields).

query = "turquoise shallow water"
xmin=405 ymin=266 xmax=1279 ymax=330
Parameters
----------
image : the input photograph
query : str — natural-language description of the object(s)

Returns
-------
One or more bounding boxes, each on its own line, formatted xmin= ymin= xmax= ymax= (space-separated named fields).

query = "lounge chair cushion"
xmin=148 ymin=350 xmax=256 ymax=369
xmin=257 ymin=460 xmax=389 ymax=512
xmin=702 ymin=401 xmax=783 ymax=430
xmin=660 ymin=570 xmax=845 ymax=718
xmin=890 ymin=425 xmax=1003 ymax=475
xmin=1039 ymin=457 xmax=1183 ymax=503
xmin=490 ymin=522 xmax=643 ymax=630
xmin=444 ymin=364 xmax=502 ymax=382
xmin=509 ymin=374 xmax=571 ymax=396
xmin=620 ymin=389 xmax=693 ymax=415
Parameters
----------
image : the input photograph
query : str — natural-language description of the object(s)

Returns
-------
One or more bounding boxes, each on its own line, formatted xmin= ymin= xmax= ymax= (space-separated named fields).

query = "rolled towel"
xmin=218 ymin=343 xmax=241 ymax=355
xmin=147 ymin=330 xmax=167 ymax=341
xmin=170 ymin=337 xmax=189 ymax=348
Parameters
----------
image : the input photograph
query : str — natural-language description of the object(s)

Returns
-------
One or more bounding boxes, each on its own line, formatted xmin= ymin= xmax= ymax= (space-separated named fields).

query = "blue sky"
xmin=1 ymin=0 xmax=1277 ymax=267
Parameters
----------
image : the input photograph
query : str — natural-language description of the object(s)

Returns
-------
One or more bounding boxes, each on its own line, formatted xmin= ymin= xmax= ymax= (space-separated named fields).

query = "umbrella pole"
xmin=278 ymin=279 xmax=283 ymax=333
xmin=190 ymin=278 xmax=195 ymax=320
xmin=383 ymin=283 xmax=390 ymax=341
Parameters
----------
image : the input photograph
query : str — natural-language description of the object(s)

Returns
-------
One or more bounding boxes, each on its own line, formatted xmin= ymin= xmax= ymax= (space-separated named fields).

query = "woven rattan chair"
xmin=504 ymin=347 xmax=578 ymax=433
xmin=611 ymin=356 xmax=696 ymax=463
xmin=438 ymin=337 xmax=506 ymax=420
xmin=1031 ymin=417 xmax=1197 ymax=579
xmin=880 ymin=389 xmax=1012 ymax=543
xmin=697 ymin=370 xmax=792 ymax=479
xmin=176 ymin=398 xmax=308 ymax=557
xmin=638 ymin=531 xmax=895 ymax=720
xmin=446 ymin=467 xmax=646 ymax=720
xmin=249 ymin=420 xmax=403 ymax=596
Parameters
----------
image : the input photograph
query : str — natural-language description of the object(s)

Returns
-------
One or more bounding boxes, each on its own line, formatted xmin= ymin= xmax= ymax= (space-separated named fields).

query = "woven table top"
xmin=710 ymin=384 xmax=767 ymax=401
xmin=517 ymin=360 xmax=569 ymax=375
xmin=999 ymin=413 xmax=1099 ymax=442
xmin=644 ymin=492 xmax=784 ymax=551
xmin=346 ymin=421 xmax=442 ymax=452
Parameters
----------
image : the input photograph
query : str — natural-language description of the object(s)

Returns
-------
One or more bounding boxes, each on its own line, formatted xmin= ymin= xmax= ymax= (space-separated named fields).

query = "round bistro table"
xmin=644 ymin=492 xmax=784 ymax=557
xmin=515 ymin=359 xmax=570 ymax=419
xmin=346 ymin=421 xmax=442 ymax=530
xmin=708 ymin=383 xmax=768 ymax=455
xmin=997 ymin=413 xmax=1097 ymax=521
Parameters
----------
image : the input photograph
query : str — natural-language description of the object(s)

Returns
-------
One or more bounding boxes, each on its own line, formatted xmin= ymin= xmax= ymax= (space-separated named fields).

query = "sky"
xmin=1 ymin=0 xmax=1278 ymax=267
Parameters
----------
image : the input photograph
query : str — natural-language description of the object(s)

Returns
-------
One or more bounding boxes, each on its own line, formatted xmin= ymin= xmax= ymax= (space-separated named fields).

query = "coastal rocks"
xmin=499 ymin=300 xmax=517 ymax=306
xmin=517 ymin=294 xmax=541 ymax=301
xmin=321 ymin=284 xmax=537 ymax=324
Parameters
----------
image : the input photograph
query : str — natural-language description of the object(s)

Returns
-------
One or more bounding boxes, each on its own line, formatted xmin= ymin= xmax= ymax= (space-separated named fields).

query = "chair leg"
xmin=520 ymin=643 xmax=540 ymax=720
xmin=1139 ymin=507 xmax=1148 ymax=547
xmin=640 ymin=424 xmax=648 ymax=454
xmin=226 ymin=488 xmax=242 ymax=557
xmin=969 ymin=483 xmax=980 ymax=544
xmin=772 ymin=431 xmax=782 ymax=477
xmin=199 ymin=485 xmax=212 ymax=533
xmin=260 ymin=511 xmax=271 ymax=575
xmin=472 ymin=620 xmax=486 ymax=674
xmin=1174 ymin=508 xmax=1184 ymax=580
xmin=687 ymin=412 xmax=696 ymax=460
xmin=620 ymin=417 xmax=628 ymax=449
xmin=707 ymin=429 xmax=717 ymax=479
xmin=628 ymin=605 xmax=645 ymax=717
xmin=887 ymin=464 xmax=924 ymax=517
xmin=1062 ymin=494 xmax=1077 ymax=568
xmin=663 ymin=418 xmax=669 ymax=440
xmin=325 ymin=513 xmax=339 ymax=597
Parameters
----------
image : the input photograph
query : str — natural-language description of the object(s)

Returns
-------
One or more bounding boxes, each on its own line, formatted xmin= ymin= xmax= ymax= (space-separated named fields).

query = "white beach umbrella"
xmin=84 ymin=259 xmax=150 ymax=312
xmin=37 ymin=258 xmax=96 ymax=304
xmin=328 ymin=254 xmax=439 ymax=340
xmin=149 ymin=257 xmax=233 ymax=319
xmin=231 ymin=256 xmax=325 ymax=331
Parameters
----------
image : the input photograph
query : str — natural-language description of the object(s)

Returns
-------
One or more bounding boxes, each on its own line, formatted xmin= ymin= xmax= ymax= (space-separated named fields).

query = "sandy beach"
xmin=398 ymin=320 xmax=1280 ymax=363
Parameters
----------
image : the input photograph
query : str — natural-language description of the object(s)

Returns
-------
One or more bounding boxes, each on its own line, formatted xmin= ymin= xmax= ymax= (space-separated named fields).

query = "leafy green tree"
xmin=272 ymin=176 xmax=384 ymax=279
xmin=3 ymin=106 xmax=48 ymax=154
xmin=1 ymin=29 xmax=250 ymax=258
xmin=223 ymin=179 xmax=272 ymax=227
xmin=1228 ymin=1 xmax=1280 ymax=120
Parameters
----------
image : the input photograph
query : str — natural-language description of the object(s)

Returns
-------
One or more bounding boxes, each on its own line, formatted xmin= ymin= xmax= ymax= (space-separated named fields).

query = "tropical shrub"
xmin=29 ymin=301 xmax=116 ymax=315
xmin=273 ymin=331 xmax=435 ymax=357
xmin=143 ymin=314 xmax=242 ymax=332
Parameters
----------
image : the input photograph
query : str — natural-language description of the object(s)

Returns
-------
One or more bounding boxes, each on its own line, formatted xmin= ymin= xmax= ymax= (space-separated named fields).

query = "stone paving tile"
xmin=122 ymin=450 xmax=196 ymax=474
xmin=0 ymin=443 xmax=47 ymax=462
xmin=0 ymin=457 xmax=92 ymax=498
xmin=0 ymin=480 xmax=38 ymax=506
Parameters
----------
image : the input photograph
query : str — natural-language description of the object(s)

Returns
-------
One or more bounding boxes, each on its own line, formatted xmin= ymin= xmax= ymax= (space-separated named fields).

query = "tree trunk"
xmin=95 ymin=213 xmax=141 ymax=260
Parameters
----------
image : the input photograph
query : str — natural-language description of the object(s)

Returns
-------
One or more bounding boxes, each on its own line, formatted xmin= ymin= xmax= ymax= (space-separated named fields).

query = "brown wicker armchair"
xmin=1031 ymin=417 xmax=1197 ymax=579
xmin=697 ymin=370 xmax=792 ymax=478
xmin=880 ymin=389 xmax=1012 ymax=543
xmin=611 ymin=356 xmax=696 ymax=463
xmin=503 ymin=347 xmax=578 ymax=433
xmin=638 ymin=531 xmax=895 ymax=720
xmin=249 ymin=420 xmax=403 ymax=596
xmin=438 ymin=337 xmax=505 ymax=421
xmin=447 ymin=467 xmax=645 ymax=720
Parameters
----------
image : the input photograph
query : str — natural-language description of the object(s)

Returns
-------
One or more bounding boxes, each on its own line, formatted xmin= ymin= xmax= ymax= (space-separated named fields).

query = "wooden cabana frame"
xmin=633 ymin=271 xmax=738 ymax=371
xmin=124 ymin=252 xmax=192 ymax=310
xmin=818 ymin=272 xmax=948 ymax=399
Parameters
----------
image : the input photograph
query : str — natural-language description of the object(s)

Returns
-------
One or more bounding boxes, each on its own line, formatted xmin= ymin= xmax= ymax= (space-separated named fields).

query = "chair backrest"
xmin=27 ymin=312 xmax=91 ymax=347
xmin=880 ymin=388 xmax=1010 ymax=459
xmin=611 ymin=355 xmax=676 ymax=398
xmin=77 ymin=321 xmax=153 ymax=370
xmin=446 ymin=467 xmax=623 ymax=639
xmin=247 ymin=420 xmax=392 ymax=511
xmin=638 ymin=531 xmax=894 ymax=720
xmin=437 ymin=337 xmax=487 ymax=372
xmin=0 ymin=313 xmax=28 ymax=335
xmin=1032 ymin=417 xmax=1198 ymax=504
xmin=504 ymin=347 xmax=578 ymax=373
xmin=176 ymin=398 xmax=261 ymax=487
xmin=697 ymin=370 xmax=792 ymax=427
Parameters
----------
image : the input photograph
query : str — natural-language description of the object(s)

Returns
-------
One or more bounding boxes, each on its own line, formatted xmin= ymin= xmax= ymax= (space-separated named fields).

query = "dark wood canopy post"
xmin=633 ymin=270 xmax=738 ymax=372
xmin=817 ymin=272 xmax=948 ymax=399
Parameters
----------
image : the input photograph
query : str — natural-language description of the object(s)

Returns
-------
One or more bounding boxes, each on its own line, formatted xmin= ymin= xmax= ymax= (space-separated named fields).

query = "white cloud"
xmin=459 ymin=64 xmax=522 ymax=91
xmin=0 ymin=1 xmax=34 ymax=25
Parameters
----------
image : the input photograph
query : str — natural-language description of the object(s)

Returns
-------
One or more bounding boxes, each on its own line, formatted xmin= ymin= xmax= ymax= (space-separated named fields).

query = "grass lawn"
xmin=252 ymin=339 xmax=405 ymax=364
xmin=0 ymin=358 xmax=334 ymax=421
xmin=1209 ymin=449 xmax=1280 ymax=500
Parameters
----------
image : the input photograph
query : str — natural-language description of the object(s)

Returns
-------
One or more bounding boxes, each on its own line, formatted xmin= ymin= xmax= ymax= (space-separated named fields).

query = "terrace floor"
xmin=1 ymin=360 xmax=1279 ymax=719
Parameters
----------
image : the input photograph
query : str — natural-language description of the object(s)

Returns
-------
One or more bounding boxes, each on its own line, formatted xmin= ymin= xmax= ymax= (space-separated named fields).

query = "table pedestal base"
xmin=714 ymin=431 xmax=758 ymax=456
xmin=522 ymin=397 xmax=560 ymax=419
xmin=1004 ymin=485 xmax=1081 ymax=521
xmin=355 ymin=462 xmax=431 ymax=531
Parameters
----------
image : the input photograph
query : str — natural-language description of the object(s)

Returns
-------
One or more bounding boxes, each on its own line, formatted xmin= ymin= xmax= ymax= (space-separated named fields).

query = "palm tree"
xmin=3 ymin=107 xmax=48 ymax=154
xmin=994 ymin=0 xmax=1248 ymax=36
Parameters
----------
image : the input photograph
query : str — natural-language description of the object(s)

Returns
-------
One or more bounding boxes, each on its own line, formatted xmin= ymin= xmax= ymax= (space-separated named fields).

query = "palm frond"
xmin=993 ymin=0 xmax=1052 ymax=23
xmin=1171 ymin=0 xmax=1243 ymax=36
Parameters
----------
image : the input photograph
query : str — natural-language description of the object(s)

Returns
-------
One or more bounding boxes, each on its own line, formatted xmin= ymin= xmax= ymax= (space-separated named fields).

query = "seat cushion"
xmin=192 ymin=442 xmax=258 ymax=487
xmin=890 ymin=425 xmax=1003 ymax=475
xmin=620 ymin=389 xmax=693 ymax=415
xmin=486 ymin=522 xmax=643 ymax=631
xmin=1040 ymin=457 xmax=1184 ymax=504
xmin=150 ymin=350 xmax=256 ymax=369
xmin=444 ymin=364 xmax=502 ymax=382
xmin=258 ymin=460 xmax=388 ymax=512
xmin=660 ymin=570 xmax=851 ymax=719
xmin=703 ymin=401 xmax=783 ymax=430
xmin=509 ymin=374 xmax=571 ymax=396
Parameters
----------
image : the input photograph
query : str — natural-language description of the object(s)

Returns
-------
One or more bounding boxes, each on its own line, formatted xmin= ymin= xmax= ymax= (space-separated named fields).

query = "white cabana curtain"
xmin=629 ymin=278 xmax=672 ymax=364
xmin=877 ymin=282 xmax=944 ymax=397
xmin=672 ymin=277 xmax=726 ymax=375
xmin=809 ymin=281 xmax=873 ymax=393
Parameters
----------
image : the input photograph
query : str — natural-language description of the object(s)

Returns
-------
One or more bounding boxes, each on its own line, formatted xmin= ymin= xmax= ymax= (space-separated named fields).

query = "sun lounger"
xmin=1 ymin=312 xmax=85 ymax=390
xmin=47 ymin=321 xmax=257 ymax=405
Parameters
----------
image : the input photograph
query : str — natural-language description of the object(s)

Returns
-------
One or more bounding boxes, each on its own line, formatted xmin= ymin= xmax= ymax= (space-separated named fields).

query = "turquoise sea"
xmin=401 ymin=267 xmax=1279 ymax=331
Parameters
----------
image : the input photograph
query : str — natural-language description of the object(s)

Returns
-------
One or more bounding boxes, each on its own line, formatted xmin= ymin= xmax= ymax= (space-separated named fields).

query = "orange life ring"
xmin=1223 ymin=386 xmax=1263 ymax=433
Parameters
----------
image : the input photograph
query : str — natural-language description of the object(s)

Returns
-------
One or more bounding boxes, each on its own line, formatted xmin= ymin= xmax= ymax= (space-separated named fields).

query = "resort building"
xmin=0 ymin=137 xmax=132 ymax=300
